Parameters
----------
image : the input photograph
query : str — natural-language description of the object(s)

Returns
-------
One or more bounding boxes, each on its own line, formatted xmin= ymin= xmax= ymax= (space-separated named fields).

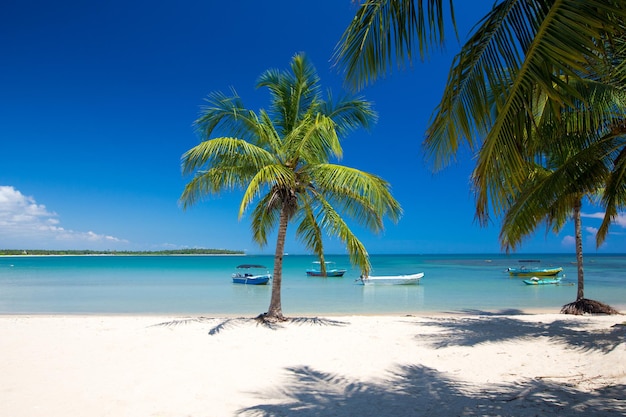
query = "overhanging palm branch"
xmin=597 ymin=135 xmax=626 ymax=244
xmin=424 ymin=0 xmax=625 ymax=222
xmin=335 ymin=0 xmax=626 ymax=225
xmin=334 ymin=0 xmax=455 ymax=90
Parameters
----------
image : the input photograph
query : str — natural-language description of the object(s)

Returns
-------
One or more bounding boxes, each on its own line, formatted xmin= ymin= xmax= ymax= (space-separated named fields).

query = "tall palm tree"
xmin=180 ymin=53 xmax=402 ymax=322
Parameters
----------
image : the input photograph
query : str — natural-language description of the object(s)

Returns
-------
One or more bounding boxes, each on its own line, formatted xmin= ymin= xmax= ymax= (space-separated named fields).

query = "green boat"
xmin=508 ymin=266 xmax=563 ymax=276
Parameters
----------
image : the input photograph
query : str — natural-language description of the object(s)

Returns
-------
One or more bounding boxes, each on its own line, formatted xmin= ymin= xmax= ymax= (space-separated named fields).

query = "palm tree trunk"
xmin=266 ymin=204 xmax=288 ymax=321
xmin=561 ymin=197 xmax=618 ymax=315
xmin=573 ymin=198 xmax=584 ymax=301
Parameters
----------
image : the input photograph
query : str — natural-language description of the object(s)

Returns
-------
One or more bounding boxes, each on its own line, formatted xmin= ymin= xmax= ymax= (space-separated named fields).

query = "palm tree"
xmin=498 ymin=118 xmax=622 ymax=314
xmin=180 ymin=53 xmax=402 ymax=322
xmin=336 ymin=0 xmax=625 ymax=225
xmin=335 ymin=1 xmax=626 ymax=314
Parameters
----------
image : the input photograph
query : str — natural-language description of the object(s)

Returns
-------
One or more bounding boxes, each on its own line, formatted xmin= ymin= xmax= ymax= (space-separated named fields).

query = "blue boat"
xmin=232 ymin=264 xmax=271 ymax=285
xmin=523 ymin=276 xmax=563 ymax=285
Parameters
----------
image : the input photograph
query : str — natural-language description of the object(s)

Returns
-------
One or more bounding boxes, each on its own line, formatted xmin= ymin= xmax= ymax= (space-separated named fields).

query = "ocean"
xmin=0 ymin=253 xmax=624 ymax=315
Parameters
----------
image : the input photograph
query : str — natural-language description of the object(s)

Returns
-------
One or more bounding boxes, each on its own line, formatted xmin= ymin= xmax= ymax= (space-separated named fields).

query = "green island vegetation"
xmin=0 ymin=249 xmax=244 ymax=256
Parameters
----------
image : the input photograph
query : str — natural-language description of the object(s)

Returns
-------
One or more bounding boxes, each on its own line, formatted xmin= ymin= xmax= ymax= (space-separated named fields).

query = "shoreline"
xmin=1 ymin=305 xmax=624 ymax=318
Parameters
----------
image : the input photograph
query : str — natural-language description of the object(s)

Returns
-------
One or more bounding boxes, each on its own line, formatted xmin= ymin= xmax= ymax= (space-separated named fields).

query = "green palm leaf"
xmin=334 ymin=0 xmax=454 ymax=90
xmin=425 ymin=0 xmax=625 ymax=221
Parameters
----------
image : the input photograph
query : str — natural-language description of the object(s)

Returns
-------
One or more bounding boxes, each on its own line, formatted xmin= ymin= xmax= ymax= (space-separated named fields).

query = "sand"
xmin=1 ymin=313 xmax=624 ymax=416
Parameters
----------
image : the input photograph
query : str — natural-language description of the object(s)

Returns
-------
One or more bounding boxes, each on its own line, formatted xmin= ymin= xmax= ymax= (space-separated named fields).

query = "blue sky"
xmin=1 ymin=1 xmax=624 ymax=255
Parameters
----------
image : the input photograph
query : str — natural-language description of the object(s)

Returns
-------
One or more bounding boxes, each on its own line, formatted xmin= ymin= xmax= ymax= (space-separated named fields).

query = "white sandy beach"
xmin=1 ymin=313 xmax=624 ymax=417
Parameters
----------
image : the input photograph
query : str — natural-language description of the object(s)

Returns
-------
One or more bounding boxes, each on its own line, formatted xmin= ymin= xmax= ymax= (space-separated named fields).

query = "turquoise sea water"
xmin=0 ymin=254 xmax=624 ymax=315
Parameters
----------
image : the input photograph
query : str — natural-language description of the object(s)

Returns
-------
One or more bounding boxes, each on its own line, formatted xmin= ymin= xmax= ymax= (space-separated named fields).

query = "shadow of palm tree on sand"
xmin=418 ymin=316 xmax=625 ymax=353
xmin=237 ymin=364 xmax=625 ymax=417
xmin=152 ymin=316 xmax=348 ymax=335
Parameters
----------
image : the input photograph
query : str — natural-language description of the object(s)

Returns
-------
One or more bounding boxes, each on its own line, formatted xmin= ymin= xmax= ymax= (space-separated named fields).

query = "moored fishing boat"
xmin=523 ymin=276 xmax=563 ymax=285
xmin=306 ymin=261 xmax=347 ymax=277
xmin=507 ymin=266 xmax=563 ymax=277
xmin=358 ymin=272 xmax=424 ymax=285
xmin=232 ymin=264 xmax=271 ymax=285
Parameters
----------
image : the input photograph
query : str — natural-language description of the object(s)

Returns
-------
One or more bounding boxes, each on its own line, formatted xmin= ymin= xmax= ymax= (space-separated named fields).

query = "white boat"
xmin=358 ymin=272 xmax=424 ymax=285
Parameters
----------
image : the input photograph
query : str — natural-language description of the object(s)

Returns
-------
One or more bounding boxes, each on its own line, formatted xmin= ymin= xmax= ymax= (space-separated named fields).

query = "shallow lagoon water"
xmin=0 ymin=254 xmax=624 ymax=315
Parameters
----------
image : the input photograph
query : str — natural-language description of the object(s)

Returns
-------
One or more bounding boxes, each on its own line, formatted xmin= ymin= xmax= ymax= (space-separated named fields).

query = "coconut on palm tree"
xmin=180 ymin=53 xmax=402 ymax=322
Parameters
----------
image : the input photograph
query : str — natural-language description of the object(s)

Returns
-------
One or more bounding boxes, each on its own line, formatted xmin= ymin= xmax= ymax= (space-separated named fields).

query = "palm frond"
xmin=180 ymin=137 xmax=275 ymax=209
xmin=180 ymin=168 xmax=241 ymax=209
xmin=194 ymin=89 xmax=260 ymax=141
xmin=257 ymin=53 xmax=321 ymax=133
xmin=295 ymin=199 xmax=326 ymax=260
xmin=333 ymin=0 xmax=453 ymax=90
xmin=239 ymin=164 xmax=294 ymax=218
xmin=256 ymin=110 xmax=283 ymax=153
xmin=308 ymin=164 xmax=402 ymax=231
xmin=425 ymin=0 xmax=626 ymax=221
xmin=314 ymin=198 xmax=372 ymax=275
xmin=598 ymin=141 xmax=626 ymax=244
xmin=181 ymin=137 xmax=273 ymax=176
xmin=560 ymin=79 xmax=626 ymax=139
xmin=500 ymin=135 xmax=614 ymax=251
xmin=278 ymin=113 xmax=339 ymax=166
xmin=319 ymin=91 xmax=378 ymax=136
xmin=249 ymin=193 xmax=282 ymax=246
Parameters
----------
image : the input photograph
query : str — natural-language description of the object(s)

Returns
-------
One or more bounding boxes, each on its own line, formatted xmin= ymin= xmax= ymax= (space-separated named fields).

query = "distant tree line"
xmin=0 ymin=249 xmax=244 ymax=256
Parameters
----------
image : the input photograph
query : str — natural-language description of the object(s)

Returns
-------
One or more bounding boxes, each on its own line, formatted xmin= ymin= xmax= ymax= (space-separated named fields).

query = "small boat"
xmin=358 ymin=272 xmax=424 ymax=285
xmin=507 ymin=266 xmax=563 ymax=276
xmin=306 ymin=261 xmax=347 ymax=277
xmin=523 ymin=276 xmax=563 ymax=285
xmin=232 ymin=264 xmax=271 ymax=285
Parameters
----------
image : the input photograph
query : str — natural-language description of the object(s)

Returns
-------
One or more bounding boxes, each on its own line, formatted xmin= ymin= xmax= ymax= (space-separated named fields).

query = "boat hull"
xmin=232 ymin=274 xmax=271 ymax=285
xmin=359 ymin=272 xmax=424 ymax=285
xmin=523 ymin=277 xmax=562 ymax=285
xmin=232 ymin=264 xmax=271 ymax=285
xmin=508 ymin=267 xmax=563 ymax=277
xmin=306 ymin=269 xmax=346 ymax=277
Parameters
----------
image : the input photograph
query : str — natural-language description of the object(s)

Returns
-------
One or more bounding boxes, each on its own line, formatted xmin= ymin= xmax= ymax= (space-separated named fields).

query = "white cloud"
xmin=561 ymin=225 xmax=610 ymax=250
xmin=582 ymin=211 xmax=626 ymax=228
xmin=0 ymin=186 xmax=128 ymax=249
xmin=581 ymin=211 xmax=605 ymax=220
